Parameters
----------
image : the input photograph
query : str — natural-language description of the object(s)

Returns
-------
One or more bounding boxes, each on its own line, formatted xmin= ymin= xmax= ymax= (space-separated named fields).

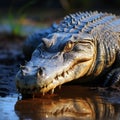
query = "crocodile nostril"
xmin=37 ymin=67 xmax=43 ymax=77
xmin=38 ymin=68 xmax=43 ymax=75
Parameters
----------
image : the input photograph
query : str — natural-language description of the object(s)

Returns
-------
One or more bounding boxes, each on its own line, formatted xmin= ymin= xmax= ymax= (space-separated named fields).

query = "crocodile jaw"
xmin=15 ymin=36 xmax=95 ymax=95
xmin=16 ymin=58 xmax=93 ymax=95
xmin=39 ymin=59 xmax=93 ymax=94
xmin=16 ymin=56 xmax=94 ymax=95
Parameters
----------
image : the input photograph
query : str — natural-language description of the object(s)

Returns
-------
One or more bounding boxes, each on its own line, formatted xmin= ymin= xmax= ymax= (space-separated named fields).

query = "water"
xmin=0 ymin=95 xmax=19 ymax=120
xmin=0 ymin=86 xmax=120 ymax=120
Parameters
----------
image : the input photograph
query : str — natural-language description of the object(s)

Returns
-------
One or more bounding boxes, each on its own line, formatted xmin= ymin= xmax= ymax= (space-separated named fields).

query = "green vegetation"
xmin=8 ymin=0 xmax=37 ymax=36
xmin=0 ymin=0 xmax=47 ymax=37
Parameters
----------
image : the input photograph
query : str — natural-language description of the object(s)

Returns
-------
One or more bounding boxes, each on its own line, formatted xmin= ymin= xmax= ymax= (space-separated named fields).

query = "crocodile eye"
xmin=63 ymin=41 xmax=74 ymax=52
xmin=73 ymin=43 xmax=82 ymax=51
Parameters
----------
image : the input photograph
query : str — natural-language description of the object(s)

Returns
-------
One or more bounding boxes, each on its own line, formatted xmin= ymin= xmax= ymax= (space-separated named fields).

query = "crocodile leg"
xmin=103 ymin=50 xmax=120 ymax=87
xmin=104 ymin=68 xmax=120 ymax=86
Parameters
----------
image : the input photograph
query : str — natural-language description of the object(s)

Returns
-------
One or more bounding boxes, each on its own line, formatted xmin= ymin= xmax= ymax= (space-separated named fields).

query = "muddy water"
xmin=0 ymin=86 xmax=120 ymax=120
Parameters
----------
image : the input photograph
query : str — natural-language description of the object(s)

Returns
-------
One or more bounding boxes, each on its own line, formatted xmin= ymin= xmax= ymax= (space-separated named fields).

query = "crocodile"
xmin=16 ymin=11 xmax=120 ymax=95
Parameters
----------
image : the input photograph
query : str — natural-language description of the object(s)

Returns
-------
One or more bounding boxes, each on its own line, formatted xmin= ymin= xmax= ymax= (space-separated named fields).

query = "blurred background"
xmin=0 ymin=0 xmax=120 ymax=36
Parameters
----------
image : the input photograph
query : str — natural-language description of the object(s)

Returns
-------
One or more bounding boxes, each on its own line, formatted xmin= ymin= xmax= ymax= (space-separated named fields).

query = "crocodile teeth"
xmin=42 ymin=92 xmax=45 ymax=96
xmin=53 ymin=79 xmax=59 ymax=84
xmin=37 ymin=72 xmax=41 ymax=78
xmin=51 ymin=89 xmax=54 ymax=94
xmin=59 ymin=85 xmax=61 ymax=89
xmin=65 ymin=71 xmax=68 ymax=77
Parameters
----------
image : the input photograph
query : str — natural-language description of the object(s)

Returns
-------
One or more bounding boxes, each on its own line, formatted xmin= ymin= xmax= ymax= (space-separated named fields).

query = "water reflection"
xmin=15 ymin=86 xmax=120 ymax=120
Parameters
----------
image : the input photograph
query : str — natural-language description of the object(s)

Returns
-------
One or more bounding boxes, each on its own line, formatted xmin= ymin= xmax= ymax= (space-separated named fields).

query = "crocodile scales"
xmin=16 ymin=11 xmax=120 ymax=95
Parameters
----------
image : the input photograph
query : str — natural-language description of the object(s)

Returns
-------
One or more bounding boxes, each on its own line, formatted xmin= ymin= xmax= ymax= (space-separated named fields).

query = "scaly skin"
xmin=16 ymin=11 xmax=120 ymax=95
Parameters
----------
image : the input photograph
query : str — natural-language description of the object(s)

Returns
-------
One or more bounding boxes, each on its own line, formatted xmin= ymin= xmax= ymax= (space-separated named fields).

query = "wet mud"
xmin=0 ymin=36 xmax=120 ymax=120
xmin=0 ymin=37 xmax=24 ymax=97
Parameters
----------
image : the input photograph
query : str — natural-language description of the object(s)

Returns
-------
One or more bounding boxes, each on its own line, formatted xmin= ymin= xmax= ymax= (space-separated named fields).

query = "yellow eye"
xmin=64 ymin=41 xmax=74 ymax=52
xmin=68 ymin=42 xmax=72 ymax=48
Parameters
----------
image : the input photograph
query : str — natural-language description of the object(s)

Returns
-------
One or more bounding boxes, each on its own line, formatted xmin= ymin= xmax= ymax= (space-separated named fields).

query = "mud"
xmin=0 ymin=37 xmax=24 ymax=97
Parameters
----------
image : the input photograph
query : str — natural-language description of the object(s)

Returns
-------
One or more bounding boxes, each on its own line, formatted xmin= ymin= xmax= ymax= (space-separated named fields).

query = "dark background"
xmin=0 ymin=0 xmax=120 ymax=10
xmin=0 ymin=0 xmax=120 ymax=16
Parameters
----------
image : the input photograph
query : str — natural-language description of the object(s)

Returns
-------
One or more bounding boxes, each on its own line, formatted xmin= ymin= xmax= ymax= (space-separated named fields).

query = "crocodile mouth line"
xmin=17 ymin=58 xmax=92 ymax=95
xmin=40 ymin=58 xmax=92 ymax=94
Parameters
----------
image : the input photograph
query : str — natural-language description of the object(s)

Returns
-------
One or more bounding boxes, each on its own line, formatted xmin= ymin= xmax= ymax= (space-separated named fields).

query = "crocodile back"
xmin=55 ymin=11 xmax=120 ymax=34
xmin=54 ymin=11 xmax=120 ymax=77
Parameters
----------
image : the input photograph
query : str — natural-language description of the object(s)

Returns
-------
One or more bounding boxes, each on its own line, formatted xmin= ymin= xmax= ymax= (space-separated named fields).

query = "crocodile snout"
xmin=15 ymin=66 xmax=44 ymax=94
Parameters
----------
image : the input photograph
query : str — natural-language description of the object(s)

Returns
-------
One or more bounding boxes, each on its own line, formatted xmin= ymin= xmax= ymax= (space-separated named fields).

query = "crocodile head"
xmin=16 ymin=32 xmax=95 ymax=95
